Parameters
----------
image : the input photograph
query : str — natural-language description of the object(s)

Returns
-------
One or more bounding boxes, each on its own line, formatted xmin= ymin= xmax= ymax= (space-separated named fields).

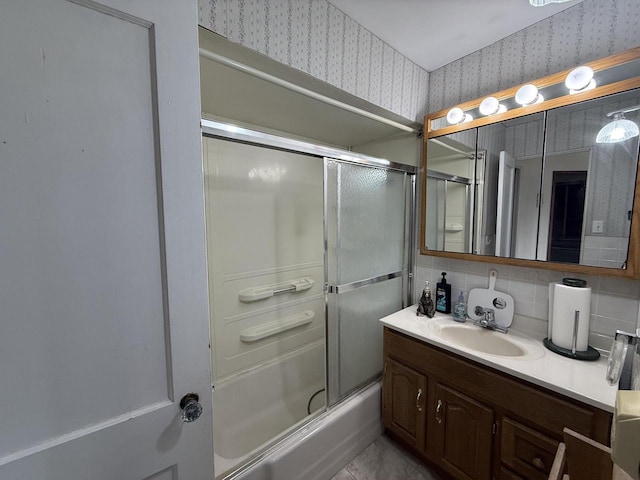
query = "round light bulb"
xmin=565 ymin=66 xmax=594 ymax=91
xmin=515 ymin=84 xmax=543 ymax=106
xmin=446 ymin=108 xmax=472 ymax=125
xmin=446 ymin=107 xmax=464 ymax=125
xmin=479 ymin=97 xmax=499 ymax=116
xmin=479 ymin=96 xmax=507 ymax=116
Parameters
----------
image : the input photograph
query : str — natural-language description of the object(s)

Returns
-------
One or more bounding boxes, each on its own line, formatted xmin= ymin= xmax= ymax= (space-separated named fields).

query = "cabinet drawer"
xmin=501 ymin=417 xmax=559 ymax=480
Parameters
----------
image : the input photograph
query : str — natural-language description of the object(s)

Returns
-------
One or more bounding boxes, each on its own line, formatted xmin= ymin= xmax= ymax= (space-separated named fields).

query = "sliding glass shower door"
xmin=325 ymin=159 xmax=414 ymax=405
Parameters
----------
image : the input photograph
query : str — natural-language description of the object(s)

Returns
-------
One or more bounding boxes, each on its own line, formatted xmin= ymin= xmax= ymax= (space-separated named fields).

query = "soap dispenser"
xmin=436 ymin=272 xmax=451 ymax=314
xmin=453 ymin=291 xmax=466 ymax=323
xmin=417 ymin=281 xmax=436 ymax=318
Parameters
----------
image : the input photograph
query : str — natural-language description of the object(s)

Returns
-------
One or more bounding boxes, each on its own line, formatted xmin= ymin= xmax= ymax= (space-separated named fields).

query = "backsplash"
xmin=415 ymin=256 xmax=640 ymax=352
xmin=198 ymin=0 xmax=429 ymax=123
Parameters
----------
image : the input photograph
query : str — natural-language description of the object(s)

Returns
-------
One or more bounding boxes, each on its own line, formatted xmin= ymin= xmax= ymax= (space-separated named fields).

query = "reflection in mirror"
xmin=540 ymin=88 xmax=640 ymax=268
xmin=425 ymin=132 xmax=476 ymax=253
xmin=425 ymin=89 xmax=640 ymax=269
xmin=484 ymin=113 xmax=545 ymax=260
xmin=477 ymin=116 xmax=546 ymax=258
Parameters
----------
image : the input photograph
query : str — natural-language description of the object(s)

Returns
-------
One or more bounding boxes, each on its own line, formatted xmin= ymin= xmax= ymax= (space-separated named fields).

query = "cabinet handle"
xmin=416 ymin=388 xmax=423 ymax=412
xmin=436 ymin=399 xmax=443 ymax=424
xmin=532 ymin=457 xmax=545 ymax=470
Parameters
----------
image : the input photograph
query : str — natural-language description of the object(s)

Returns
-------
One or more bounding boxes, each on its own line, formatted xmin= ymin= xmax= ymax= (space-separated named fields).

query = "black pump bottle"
xmin=436 ymin=272 xmax=451 ymax=314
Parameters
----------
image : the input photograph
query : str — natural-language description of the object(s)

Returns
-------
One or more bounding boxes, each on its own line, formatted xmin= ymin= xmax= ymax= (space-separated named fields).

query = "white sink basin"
xmin=428 ymin=320 xmax=544 ymax=359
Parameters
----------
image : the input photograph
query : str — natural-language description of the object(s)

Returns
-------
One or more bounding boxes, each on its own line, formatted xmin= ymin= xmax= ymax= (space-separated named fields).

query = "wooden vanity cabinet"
xmin=432 ymin=383 xmax=494 ymax=480
xmin=382 ymin=327 xmax=613 ymax=480
xmin=382 ymin=357 xmax=427 ymax=451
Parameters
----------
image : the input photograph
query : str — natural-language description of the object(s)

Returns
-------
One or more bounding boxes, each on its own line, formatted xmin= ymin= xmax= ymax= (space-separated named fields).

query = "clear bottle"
xmin=453 ymin=290 xmax=467 ymax=323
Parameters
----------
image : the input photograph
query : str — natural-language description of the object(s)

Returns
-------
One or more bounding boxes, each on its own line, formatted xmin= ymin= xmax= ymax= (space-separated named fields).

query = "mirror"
xmin=421 ymin=47 xmax=640 ymax=277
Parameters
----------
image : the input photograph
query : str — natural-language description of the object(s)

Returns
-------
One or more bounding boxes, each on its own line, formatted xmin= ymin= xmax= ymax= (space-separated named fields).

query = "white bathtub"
xmin=225 ymin=381 xmax=383 ymax=480
xmin=213 ymin=340 xmax=327 ymax=478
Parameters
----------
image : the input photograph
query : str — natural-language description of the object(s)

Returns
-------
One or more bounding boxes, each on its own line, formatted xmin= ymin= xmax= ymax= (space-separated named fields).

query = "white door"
xmin=496 ymin=151 xmax=516 ymax=257
xmin=0 ymin=1 xmax=213 ymax=479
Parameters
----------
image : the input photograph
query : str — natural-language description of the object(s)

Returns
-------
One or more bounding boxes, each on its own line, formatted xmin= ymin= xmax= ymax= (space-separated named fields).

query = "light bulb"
xmin=515 ymin=84 xmax=544 ymax=106
xmin=446 ymin=107 xmax=472 ymax=125
xmin=566 ymin=66 xmax=595 ymax=93
xmin=479 ymin=97 xmax=507 ymax=116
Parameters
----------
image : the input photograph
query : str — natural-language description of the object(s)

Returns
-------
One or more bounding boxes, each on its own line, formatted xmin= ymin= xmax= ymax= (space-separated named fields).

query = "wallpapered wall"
xmin=198 ymin=0 xmax=429 ymax=123
xmin=427 ymin=0 xmax=640 ymax=113
xmin=198 ymin=0 xmax=640 ymax=341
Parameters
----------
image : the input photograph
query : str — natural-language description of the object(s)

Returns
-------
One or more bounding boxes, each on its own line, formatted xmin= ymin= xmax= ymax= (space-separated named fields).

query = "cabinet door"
xmin=383 ymin=358 xmax=427 ymax=451
xmin=433 ymin=383 xmax=494 ymax=480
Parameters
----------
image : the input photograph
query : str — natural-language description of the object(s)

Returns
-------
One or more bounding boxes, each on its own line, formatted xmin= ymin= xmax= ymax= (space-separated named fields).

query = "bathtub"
xmin=213 ymin=340 xmax=327 ymax=478
xmin=224 ymin=380 xmax=383 ymax=480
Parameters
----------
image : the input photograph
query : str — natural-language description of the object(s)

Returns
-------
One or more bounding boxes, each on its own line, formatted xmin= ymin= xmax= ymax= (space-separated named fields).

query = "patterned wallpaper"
xmin=198 ymin=0 xmax=430 ymax=123
xmin=428 ymin=0 xmax=640 ymax=113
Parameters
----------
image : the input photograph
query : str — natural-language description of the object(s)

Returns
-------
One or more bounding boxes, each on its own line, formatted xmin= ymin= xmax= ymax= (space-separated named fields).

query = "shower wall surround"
xmin=197 ymin=0 xmax=429 ymax=123
xmin=422 ymin=0 xmax=640 ymax=339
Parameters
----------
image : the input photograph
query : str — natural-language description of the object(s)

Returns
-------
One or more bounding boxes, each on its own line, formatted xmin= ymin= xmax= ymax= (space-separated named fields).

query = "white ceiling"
xmin=327 ymin=0 xmax=586 ymax=72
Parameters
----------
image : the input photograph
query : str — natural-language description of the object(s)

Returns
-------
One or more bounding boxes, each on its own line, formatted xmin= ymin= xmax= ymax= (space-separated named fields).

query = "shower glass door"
xmin=325 ymin=159 xmax=414 ymax=405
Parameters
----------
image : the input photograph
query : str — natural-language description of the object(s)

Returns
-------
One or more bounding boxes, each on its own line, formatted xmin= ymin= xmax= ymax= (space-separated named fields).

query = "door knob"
xmin=180 ymin=393 xmax=203 ymax=423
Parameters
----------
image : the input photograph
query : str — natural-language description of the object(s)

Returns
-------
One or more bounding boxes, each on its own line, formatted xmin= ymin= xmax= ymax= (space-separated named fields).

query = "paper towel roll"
xmin=549 ymin=282 xmax=591 ymax=351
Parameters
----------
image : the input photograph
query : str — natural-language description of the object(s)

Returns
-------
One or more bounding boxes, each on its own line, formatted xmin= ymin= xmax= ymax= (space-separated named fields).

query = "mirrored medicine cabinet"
xmin=421 ymin=46 xmax=640 ymax=278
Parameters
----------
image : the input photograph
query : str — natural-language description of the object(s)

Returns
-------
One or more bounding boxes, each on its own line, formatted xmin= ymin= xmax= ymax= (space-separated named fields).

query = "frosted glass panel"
xmin=337 ymin=278 xmax=403 ymax=397
xmin=326 ymin=160 xmax=407 ymax=285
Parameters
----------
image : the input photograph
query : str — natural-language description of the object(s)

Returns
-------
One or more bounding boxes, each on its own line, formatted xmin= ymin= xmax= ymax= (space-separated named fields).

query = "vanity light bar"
xmin=432 ymin=46 xmax=640 ymax=136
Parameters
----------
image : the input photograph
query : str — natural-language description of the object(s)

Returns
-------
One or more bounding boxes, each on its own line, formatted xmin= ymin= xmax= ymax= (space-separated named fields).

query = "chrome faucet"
xmin=473 ymin=306 xmax=508 ymax=333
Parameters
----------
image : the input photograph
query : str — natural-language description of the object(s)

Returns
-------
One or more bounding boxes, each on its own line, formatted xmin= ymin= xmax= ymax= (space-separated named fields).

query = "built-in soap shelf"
xmin=239 ymin=311 xmax=315 ymax=343
xmin=238 ymin=277 xmax=314 ymax=303
xmin=445 ymin=223 xmax=464 ymax=232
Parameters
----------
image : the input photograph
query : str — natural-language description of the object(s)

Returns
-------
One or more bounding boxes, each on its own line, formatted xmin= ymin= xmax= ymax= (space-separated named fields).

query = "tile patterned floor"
xmin=330 ymin=434 xmax=444 ymax=480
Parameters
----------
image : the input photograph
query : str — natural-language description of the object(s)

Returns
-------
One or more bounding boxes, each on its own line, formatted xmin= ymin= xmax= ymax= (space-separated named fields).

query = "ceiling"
xmin=327 ymin=0 xmax=586 ymax=72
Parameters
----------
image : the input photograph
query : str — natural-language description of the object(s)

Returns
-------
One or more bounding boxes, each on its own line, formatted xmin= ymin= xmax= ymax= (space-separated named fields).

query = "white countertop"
xmin=381 ymin=305 xmax=618 ymax=413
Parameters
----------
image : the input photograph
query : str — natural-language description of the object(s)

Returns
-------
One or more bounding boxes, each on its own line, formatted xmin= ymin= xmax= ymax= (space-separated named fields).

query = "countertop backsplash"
xmin=415 ymin=255 xmax=640 ymax=355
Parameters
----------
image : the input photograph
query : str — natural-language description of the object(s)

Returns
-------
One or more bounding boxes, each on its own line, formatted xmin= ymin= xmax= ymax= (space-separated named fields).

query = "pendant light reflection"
xmin=515 ymin=84 xmax=544 ymax=106
xmin=596 ymin=110 xmax=640 ymax=144
xmin=479 ymin=97 xmax=507 ymax=116
xmin=446 ymin=107 xmax=473 ymax=125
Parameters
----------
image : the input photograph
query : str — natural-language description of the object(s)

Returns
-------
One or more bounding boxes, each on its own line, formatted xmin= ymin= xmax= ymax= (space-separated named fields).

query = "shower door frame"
xmin=324 ymin=158 xmax=416 ymax=406
xmin=201 ymin=118 xmax=416 ymax=478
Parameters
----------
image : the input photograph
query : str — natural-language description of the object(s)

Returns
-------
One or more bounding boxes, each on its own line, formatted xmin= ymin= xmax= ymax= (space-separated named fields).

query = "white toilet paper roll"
xmin=549 ymin=282 xmax=591 ymax=351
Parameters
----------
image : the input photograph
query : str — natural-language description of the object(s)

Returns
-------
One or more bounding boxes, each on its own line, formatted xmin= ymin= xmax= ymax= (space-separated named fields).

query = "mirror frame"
xmin=421 ymin=46 xmax=640 ymax=278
